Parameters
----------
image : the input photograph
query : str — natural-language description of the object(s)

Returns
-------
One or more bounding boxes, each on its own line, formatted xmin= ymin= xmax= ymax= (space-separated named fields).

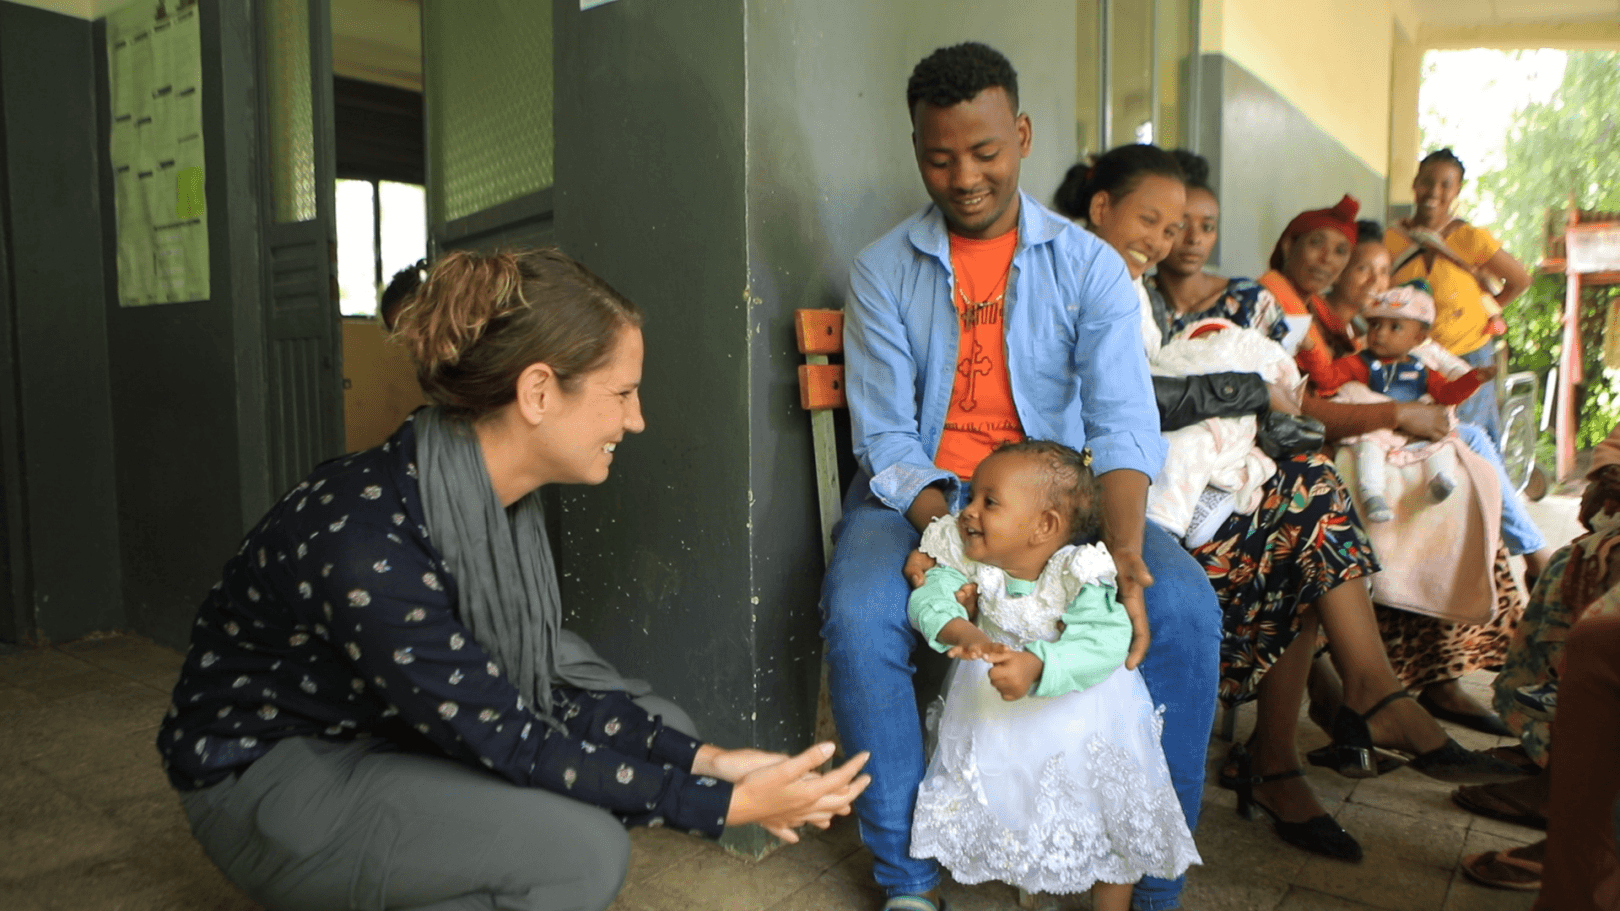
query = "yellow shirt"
xmin=1384 ymin=223 xmax=1502 ymax=356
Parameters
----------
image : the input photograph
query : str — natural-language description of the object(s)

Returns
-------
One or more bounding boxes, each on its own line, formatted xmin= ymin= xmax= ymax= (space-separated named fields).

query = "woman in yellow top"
xmin=1384 ymin=148 xmax=1532 ymax=447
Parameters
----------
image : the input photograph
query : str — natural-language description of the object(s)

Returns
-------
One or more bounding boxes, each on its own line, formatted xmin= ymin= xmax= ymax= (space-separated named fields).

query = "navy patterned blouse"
xmin=158 ymin=418 xmax=733 ymax=837
xmin=1147 ymin=277 xmax=1289 ymax=346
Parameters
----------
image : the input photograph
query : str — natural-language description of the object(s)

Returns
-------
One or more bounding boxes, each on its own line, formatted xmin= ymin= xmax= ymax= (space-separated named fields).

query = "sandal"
xmin=1416 ymin=687 xmax=1514 ymax=737
xmin=1460 ymin=843 xmax=1544 ymax=891
xmin=1482 ymin=744 xmax=1542 ymax=775
xmin=1232 ymin=743 xmax=1362 ymax=862
xmin=1320 ymin=690 xmax=1526 ymax=783
xmin=1452 ymin=782 xmax=1548 ymax=830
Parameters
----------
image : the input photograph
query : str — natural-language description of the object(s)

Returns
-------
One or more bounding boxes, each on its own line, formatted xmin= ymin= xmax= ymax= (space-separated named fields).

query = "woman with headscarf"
xmin=1305 ymin=222 xmax=1547 ymax=738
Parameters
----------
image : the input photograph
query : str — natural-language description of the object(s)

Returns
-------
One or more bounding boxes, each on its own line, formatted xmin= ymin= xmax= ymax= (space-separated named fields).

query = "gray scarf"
xmin=412 ymin=407 xmax=649 ymax=725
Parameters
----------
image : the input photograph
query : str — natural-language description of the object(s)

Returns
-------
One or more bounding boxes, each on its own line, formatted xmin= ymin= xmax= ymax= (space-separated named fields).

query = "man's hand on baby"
xmin=1473 ymin=365 xmax=1499 ymax=382
xmin=985 ymin=650 xmax=1044 ymax=701
xmin=903 ymin=550 xmax=937 ymax=589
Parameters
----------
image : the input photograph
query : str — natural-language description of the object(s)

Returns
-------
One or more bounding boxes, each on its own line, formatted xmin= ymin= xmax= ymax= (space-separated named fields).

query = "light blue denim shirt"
xmin=845 ymin=191 xmax=1167 ymax=513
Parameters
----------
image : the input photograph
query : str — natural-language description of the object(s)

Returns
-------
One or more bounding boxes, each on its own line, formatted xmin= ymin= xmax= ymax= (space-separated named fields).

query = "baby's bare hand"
xmin=953 ymin=582 xmax=979 ymax=621
xmin=903 ymin=550 xmax=936 ymax=589
xmin=985 ymin=650 xmax=1043 ymax=701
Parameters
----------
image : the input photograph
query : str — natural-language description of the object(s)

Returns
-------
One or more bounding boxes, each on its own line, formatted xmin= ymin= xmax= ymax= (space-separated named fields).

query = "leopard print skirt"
xmin=1374 ymin=542 xmax=1524 ymax=690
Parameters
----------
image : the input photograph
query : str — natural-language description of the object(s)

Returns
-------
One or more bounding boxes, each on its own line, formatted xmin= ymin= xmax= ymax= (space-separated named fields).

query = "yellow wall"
xmin=1210 ymin=0 xmax=1396 ymax=178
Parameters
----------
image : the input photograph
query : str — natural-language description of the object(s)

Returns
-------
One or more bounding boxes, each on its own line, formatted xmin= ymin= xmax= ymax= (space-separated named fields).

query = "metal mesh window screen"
xmin=425 ymin=0 xmax=554 ymax=224
xmin=263 ymin=0 xmax=317 ymax=223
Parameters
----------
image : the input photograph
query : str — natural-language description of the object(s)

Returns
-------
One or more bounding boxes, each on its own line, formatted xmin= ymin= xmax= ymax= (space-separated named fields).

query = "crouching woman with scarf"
xmin=159 ymin=248 xmax=870 ymax=911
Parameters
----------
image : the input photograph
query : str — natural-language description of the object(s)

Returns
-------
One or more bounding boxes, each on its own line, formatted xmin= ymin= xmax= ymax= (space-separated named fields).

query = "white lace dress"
xmin=908 ymin=521 xmax=1201 ymax=894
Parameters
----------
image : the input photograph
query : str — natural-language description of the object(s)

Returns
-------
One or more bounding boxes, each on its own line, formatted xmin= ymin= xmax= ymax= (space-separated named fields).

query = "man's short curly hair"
xmin=906 ymin=42 xmax=1019 ymax=119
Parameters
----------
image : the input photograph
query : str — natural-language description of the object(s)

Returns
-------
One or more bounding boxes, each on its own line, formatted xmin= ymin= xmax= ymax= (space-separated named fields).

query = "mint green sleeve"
xmin=907 ymin=565 xmax=973 ymax=653
xmin=1026 ymin=582 xmax=1133 ymax=697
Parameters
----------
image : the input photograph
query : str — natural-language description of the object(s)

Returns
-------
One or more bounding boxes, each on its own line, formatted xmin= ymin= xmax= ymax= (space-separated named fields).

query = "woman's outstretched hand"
xmin=726 ymin=743 xmax=871 ymax=843
xmin=692 ymin=746 xmax=791 ymax=783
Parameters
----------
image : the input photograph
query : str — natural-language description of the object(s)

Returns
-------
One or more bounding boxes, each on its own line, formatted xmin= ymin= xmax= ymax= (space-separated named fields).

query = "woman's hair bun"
xmin=392 ymin=248 xmax=642 ymax=422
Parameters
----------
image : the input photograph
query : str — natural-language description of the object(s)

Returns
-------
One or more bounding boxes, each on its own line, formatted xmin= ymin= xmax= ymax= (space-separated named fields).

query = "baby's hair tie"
xmin=1080 ymin=448 xmax=1093 ymax=468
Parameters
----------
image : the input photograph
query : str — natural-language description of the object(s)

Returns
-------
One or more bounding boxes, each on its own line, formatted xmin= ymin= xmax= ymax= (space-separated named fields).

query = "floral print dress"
xmin=1148 ymin=277 xmax=1381 ymax=705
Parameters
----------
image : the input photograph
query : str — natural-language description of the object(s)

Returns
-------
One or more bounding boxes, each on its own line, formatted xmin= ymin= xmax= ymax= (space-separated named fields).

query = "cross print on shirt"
xmin=956 ymin=338 xmax=993 ymax=412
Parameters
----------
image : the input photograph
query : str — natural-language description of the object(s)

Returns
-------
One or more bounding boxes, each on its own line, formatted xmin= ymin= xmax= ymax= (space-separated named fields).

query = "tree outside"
xmin=1420 ymin=49 xmax=1620 ymax=454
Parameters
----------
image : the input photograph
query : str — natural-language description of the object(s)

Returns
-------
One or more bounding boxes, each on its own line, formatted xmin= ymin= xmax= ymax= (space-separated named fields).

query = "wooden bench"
xmin=794 ymin=309 xmax=847 ymax=750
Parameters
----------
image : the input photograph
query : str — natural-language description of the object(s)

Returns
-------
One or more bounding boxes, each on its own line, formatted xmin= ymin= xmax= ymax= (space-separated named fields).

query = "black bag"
xmin=1256 ymin=411 xmax=1326 ymax=460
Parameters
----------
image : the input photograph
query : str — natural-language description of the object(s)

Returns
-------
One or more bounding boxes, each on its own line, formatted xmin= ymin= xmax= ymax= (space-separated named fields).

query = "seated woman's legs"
xmin=820 ymin=484 xmax=939 ymax=899
xmin=1313 ymin=580 xmax=1450 ymax=755
xmin=1132 ymin=521 xmax=1222 ymax=911
xmin=1455 ymin=422 xmax=1549 ymax=562
xmin=182 ymin=737 xmax=631 ymax=911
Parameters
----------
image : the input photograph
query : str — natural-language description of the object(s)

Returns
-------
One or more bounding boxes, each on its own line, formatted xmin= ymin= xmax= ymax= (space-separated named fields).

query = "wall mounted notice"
xmin=106 ymin=0 xmax=209 ymax=306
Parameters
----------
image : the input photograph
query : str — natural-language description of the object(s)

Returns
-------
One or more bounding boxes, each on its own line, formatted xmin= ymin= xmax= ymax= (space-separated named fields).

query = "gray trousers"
xmin=181 ymin=697 xmax=697 ymax=911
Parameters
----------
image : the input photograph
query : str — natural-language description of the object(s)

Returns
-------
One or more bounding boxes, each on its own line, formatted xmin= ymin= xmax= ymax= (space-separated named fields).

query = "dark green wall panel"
xmin=0 ymin=2 xmax=123 ymax=642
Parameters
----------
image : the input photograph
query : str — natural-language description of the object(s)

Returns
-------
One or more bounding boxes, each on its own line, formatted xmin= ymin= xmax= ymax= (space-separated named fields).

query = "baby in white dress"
xmin=906 ymin=441 xmax=1200 ymax=911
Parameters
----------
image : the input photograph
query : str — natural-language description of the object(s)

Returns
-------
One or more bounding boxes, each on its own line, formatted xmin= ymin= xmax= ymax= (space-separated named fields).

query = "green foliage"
xmin=1474 ymin=51 xmax=1620 ymax=267
xmin=1437 ymin=51 xmax=1620 ymax=450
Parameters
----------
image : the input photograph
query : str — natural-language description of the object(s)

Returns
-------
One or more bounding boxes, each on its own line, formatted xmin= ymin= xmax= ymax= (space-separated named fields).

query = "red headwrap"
xmin=1268 ymin=194 xmax=1360 ymax=271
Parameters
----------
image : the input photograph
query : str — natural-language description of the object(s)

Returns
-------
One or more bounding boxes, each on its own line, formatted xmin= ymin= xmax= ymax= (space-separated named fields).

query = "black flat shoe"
xmin=1321 ymin=690 xmax=1526 ymax=783
xmin=1232 ymin=744 xmax=1363 ymax=863
xmin=1416 ymin=687 xmax=1514 ymax=737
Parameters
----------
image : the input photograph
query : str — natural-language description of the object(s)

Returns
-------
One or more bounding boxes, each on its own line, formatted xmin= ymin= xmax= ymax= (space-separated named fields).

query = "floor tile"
xmin=1191 ymin=798 xmax=1313 ymax=883
xmin=1181 ymin=861 xmax=1291 ymax=911
xmin=59 ymin=637 xmax=185 ymax=692
xmin=624 ymin=825 xmax=709 ymax=886
xmin=1293 ymin=846 xmax=1454 ymax=911
xmin=0 ymin=647 xmax=92 ymax=687
xmin=761 ymin=872 xmax=883 ymax=911
xmin=1274 ymin=885 xmax=1387 ymax=910
xmin=1342 ymin=767 xmax=1461 ymax=824
xmin=630 ymin=842 xmax=821 ymax=911
xmin=1334 ymin=803 xmax=1466 ymax=870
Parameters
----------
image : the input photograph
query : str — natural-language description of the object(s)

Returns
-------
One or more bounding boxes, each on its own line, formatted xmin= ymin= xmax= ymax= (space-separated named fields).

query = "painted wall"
xmin=1198 ymin=54 xmax=1387 ymax=279
xmin=553 ymin=0 xmax=1075 ymax=851
xmin=1203 ymin=0 xmax=1396 ymax=179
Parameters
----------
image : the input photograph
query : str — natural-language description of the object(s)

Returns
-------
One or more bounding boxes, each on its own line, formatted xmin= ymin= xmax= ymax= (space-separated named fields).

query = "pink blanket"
xmin=1332 ymin=440 xmax=1502 ymax=624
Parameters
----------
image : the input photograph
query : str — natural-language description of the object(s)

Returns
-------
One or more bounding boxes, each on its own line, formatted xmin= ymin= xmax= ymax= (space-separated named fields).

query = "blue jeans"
xmin=1455 ymin=422 xmax=1546 ymax=556
xmin=1455 ymin=340 xmax=1501 ymax=450
xmin=820 ymin=475 xmax=1220 ymax=909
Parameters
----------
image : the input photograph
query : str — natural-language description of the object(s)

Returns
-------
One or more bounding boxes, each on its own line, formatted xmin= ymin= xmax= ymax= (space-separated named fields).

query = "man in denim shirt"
xmin=820 ymin=43 xmax=1220 ymax=911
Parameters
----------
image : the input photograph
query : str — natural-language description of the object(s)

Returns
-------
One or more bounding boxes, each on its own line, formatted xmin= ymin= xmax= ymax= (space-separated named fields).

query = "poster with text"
xmin=106 ymin=0 xmax=208 ymax=306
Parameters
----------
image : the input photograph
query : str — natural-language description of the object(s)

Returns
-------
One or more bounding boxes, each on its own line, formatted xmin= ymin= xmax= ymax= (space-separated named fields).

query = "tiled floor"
xmin=0 ymin=499 xmax=1578 ymax=910
xmin=0 ymin=634 xmax=1543 ymax=911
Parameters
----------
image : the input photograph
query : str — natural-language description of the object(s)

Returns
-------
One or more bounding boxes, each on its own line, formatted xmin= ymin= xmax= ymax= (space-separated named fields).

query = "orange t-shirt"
xmin=934 ymin=230 xmax=1023 ymax=480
